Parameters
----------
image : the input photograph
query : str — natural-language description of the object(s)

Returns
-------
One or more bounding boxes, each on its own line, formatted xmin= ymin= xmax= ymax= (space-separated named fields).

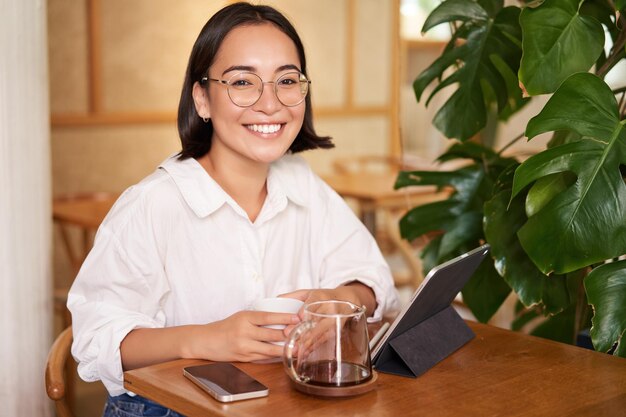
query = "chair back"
xmin=45 ymin=326 xmax=75 ymax=417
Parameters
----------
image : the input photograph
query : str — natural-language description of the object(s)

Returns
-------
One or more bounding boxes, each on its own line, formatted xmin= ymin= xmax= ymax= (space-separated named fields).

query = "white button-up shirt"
xmin=68 ymin=154 xmax=400 ymax=395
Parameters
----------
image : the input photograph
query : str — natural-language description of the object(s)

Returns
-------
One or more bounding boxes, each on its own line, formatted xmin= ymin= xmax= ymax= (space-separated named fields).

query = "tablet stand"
xmin=373 ymin=305 xmax=474 ymax=377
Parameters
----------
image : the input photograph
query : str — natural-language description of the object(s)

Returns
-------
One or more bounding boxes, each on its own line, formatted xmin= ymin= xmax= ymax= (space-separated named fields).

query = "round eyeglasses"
xmin=200 ymin=71 xmax=310 ymax=107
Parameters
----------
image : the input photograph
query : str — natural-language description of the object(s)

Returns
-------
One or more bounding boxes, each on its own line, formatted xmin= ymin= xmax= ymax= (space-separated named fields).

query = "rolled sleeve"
xmin=68 ymin=221 xmax=169 ymax=395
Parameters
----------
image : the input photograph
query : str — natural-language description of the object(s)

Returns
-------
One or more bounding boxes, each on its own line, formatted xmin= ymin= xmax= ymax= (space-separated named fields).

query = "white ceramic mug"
xmin=253 ymin=297 xmax=304 ymax=345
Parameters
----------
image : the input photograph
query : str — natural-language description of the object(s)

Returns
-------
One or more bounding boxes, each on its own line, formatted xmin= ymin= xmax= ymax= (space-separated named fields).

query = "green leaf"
xmin=438 ymin=211 xmax=484 ymax=258
xmin=512 ymin=73 xmax=626 ymax=274
xmin=525 ymin=171 xmax=576 ymax=217
xmin=490 ymin=53 xmax=530 ymax=120
xmin=580 ymin=0 xmax=616 ymax=29
xmin=414 ymin=5 xmax=523 ymax=140
xmin=421 ymin=0 xmax=490 ymax=33
xmin=547 ymin=130 xmax=582 ymax=148
xmin=525 ymin=73 xmax=619 ymax=141
xmin=436 ymin=141 xmax=500 ymax=164
xmin=477 ymin=0 xmax=504 ymax=16
xmin=519 ymin=0 xmax=605 ymax=95
xmin=398 ymin=200 xmax=462 ymax=241
xmin=531 ymin=304 xmax=577 ymax=344
xmin=396 ymin=167 xmax=484 ymax=241
xmin=461 ymin=256 xmax=512 ymax=323
xmin=484 ymin=187 xmax=571 ymax=314
xmin=585 ymin=261 xmax=626 ymax=357
xmin=420 ymin=235 xmax=443 ymax=275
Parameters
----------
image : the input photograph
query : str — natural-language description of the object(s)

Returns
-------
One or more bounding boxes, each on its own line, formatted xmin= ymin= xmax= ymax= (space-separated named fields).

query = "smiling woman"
xmin=66 ymin=3 xmax=400 ymax=416
xmin=188 ymin=24 xmax=322 ymax=177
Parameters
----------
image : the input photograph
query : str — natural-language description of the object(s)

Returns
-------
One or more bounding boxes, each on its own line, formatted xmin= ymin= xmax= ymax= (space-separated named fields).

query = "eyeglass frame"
xmin=200 ymin=71 xmax=311 ymax=108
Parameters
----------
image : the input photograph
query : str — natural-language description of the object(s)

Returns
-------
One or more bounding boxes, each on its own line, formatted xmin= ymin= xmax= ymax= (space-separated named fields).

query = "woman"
xmin=68 ymin=3 xmax=399 ymax=416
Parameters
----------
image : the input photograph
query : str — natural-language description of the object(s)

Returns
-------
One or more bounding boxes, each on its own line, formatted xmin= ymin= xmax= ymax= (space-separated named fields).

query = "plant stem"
xmin=596 ymin=13 xmax=626 ymax=78
xmin=497 ymin=132 xmax=525 ymax=156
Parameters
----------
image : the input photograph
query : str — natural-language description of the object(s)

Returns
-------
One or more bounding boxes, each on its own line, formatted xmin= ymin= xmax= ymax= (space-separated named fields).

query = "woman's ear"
xmin=192 ymin=81 xmax=211 ymax=120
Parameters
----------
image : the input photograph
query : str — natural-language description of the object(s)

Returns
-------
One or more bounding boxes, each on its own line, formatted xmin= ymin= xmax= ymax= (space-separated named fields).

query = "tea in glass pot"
xmin=283 ymin=300 xmax=373 ymax=391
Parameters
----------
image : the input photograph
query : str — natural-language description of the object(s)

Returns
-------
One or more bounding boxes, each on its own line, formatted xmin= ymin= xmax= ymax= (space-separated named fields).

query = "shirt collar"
xmin=267 ymin=155 xmax=307 ymax=208
xmin=159 ymin=154 xmax=308 ymax=219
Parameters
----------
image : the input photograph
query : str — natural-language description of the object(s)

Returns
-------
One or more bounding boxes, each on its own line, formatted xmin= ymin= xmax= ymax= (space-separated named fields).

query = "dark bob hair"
xmin=177 ymin=2 xmax=333 ymax=159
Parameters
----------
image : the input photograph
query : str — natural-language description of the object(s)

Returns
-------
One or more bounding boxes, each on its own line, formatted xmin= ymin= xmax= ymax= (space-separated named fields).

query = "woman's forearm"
xmin=120 ymin=324 xmax=201 ymax=371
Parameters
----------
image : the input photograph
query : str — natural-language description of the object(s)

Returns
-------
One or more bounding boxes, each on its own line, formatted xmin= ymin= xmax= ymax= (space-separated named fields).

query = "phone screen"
xmin=183 ymin=363 xmax=268 ymax=402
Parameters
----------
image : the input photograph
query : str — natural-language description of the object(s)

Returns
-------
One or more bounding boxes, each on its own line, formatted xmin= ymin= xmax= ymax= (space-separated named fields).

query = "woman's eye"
xmin=278 ymin=77 xmax=297 ymax=86
xmin=232 ymin=79 xmax=252 ymax=87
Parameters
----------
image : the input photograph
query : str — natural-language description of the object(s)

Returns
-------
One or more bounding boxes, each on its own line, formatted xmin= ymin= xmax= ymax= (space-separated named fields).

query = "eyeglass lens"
xmin=227 ymin=72 xmax=309 ymax=107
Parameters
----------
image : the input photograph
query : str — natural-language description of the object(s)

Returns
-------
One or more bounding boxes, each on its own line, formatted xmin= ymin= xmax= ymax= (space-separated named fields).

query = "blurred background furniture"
xmin=323 ymin=155 xmax=448 ymax=289
xmin=52 ymin=192 xmax=117 ymax=327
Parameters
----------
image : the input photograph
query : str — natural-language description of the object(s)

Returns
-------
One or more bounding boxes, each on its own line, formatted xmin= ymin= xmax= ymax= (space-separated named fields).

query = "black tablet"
xmin=371 ymin=244 xmax=490 ymax=364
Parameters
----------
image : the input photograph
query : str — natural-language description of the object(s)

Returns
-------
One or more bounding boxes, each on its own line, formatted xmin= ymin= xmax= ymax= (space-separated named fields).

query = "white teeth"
xmin=247 ymin=124 xmax=281 ymax=134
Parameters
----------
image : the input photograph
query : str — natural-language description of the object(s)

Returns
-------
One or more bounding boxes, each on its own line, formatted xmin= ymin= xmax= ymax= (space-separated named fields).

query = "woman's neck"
xmin=197 ymin=150 xmax=269 ymax=223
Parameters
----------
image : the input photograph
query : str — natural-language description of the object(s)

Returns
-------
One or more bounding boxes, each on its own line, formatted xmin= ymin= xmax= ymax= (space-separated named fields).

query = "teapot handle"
xmin=283 ymin=320 xmax=313 ymax=383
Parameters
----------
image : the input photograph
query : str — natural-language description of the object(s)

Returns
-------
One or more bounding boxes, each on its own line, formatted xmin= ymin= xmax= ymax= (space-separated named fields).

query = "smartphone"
xmin=183 ymin=363 xmax=269 ymax=402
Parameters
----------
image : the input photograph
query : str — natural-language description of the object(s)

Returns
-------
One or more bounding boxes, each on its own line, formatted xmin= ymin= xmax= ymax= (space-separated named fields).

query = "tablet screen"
xmin=371 ymin=244 xmax=490 ymax=362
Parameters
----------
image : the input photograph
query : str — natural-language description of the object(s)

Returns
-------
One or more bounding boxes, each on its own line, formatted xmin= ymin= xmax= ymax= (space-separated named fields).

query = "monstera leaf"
xmin=395 ymin=167 xmax=484 ymax=245
xmin=484 ymin=166 xmax=571 ymax=314
xmin=585 ymin=260 xmax=626 ymax=356
xmin=511 ymin=73 xmax=626 ymax=274
xmin=519 ymin=0 xmax=605 ymax=95
xmin=414 ymin=0 xmax=525 ymax=140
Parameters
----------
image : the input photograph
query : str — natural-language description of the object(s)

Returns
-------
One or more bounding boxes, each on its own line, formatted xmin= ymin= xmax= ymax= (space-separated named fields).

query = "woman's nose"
xmin=251 ymin=82 xmax=281 ymax=114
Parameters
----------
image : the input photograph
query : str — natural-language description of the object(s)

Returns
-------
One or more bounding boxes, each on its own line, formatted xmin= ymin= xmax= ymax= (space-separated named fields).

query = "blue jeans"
xmin=102 ymin=394 xmax=186 ymax=417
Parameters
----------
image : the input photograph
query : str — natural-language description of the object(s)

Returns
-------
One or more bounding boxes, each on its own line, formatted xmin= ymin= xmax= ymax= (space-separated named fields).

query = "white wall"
xmin=0 ymin=0 xmax=53 ymax=415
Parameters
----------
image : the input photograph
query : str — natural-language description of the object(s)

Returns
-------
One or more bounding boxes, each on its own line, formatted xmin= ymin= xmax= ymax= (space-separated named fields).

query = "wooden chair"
xmin=45 ymin=326 xmax=75 ymax=417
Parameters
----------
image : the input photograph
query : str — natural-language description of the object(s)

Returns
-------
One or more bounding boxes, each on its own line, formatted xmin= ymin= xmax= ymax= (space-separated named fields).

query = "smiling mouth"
xmin=246 ymin=123 xmax=283 ymax=134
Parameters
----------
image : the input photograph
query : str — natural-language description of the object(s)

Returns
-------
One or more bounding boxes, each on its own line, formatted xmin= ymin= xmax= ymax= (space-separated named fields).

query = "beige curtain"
xmin=0 ymin=0 xmax=53 ymax=415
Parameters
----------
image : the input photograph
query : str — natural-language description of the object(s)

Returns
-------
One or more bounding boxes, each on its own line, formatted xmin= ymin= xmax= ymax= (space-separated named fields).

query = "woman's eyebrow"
xmin=276 ymin=64 xmax=302 ymax=73
xmin=221 ymin=64 xmax=302 ymax=76
xmin=222 ymin=65 xmax=255 ymax=76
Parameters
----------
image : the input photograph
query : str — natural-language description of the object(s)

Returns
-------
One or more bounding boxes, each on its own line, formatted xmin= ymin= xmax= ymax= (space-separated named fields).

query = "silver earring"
xmin=202 ymin=117 xmax=209 ymax=123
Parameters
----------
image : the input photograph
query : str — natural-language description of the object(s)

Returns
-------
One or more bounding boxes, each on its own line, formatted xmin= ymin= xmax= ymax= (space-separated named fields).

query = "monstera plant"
xmin=396 ymin=0 xmax=626 ymax=357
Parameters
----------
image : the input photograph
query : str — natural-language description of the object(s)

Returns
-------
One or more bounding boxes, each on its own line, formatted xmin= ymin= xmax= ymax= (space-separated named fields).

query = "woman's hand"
xmin=184 ymin=310 xmax=300 ymax=362
xmin=279 ymin=282 xmax=376 ymax=337
xmin=121 ymin=309 xmax=300 ymax=370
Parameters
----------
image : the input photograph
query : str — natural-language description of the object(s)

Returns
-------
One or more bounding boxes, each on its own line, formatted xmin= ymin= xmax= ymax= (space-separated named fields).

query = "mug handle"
xmin=283 ymin=321 xmax=313 ymax=383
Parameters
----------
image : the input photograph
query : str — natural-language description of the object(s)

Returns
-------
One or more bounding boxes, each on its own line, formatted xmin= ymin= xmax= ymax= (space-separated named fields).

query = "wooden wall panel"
xmin=51 ymin=125 xmax=180 ymax=195
xmin=268 ymin=0 xmax=348 ymax=108
xmin=100 ymin=0 xmax=225 ymax=112
xmin=354 ymin=0 xmax=392 ymax=107
xmin=48 ymin=0 xmax=89 ymax=113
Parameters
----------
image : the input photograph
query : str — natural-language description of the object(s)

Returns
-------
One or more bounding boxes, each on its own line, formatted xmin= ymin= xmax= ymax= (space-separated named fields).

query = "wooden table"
xmin=322 ymin=171 xmax=447 ymax=234
xmin=124 ymin=321 xmax=626 ymax=417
